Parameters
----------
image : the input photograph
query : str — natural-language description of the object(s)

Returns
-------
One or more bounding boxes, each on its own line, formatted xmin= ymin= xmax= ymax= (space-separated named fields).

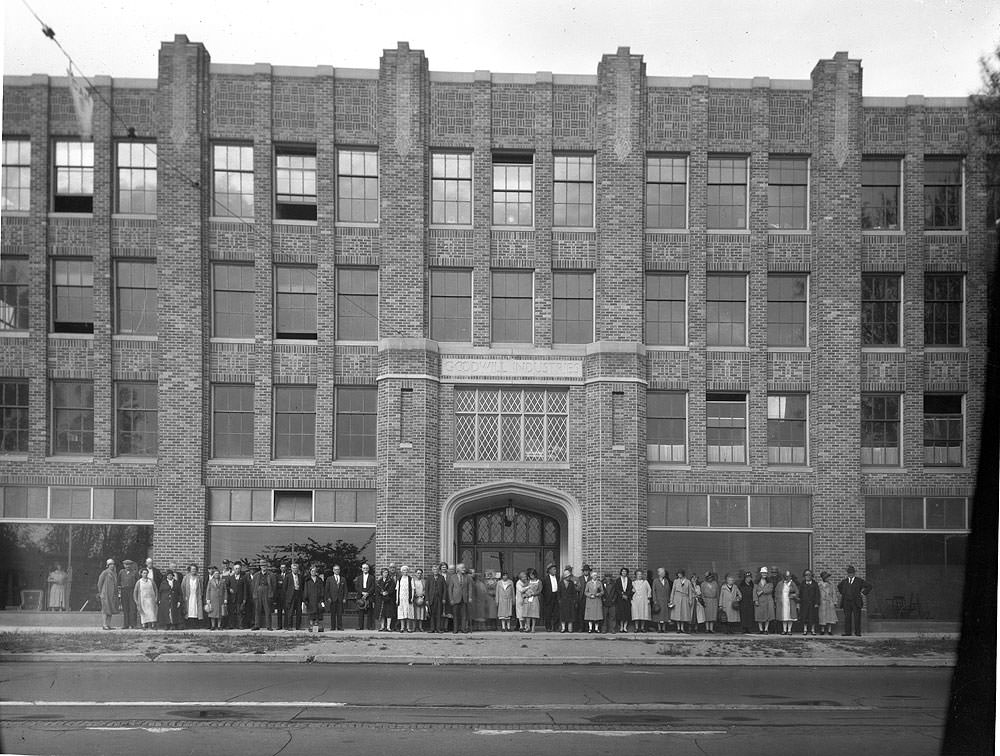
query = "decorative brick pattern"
xmin=708 ymin=91 xmax=751 ymax=142
xmin=491 ymin=84 xmax=534 ymax=139
xmin=861 ymin=352 xmax=907 ymax=389
xmin=552 ymin=86 xmax=596 ymax=144
xmin=430 ymin=83 xmax=474 ymax=140
xmin=864 ymin=108 xmax=906 ymax=149
xmin=647 ymin=89 xmax=690 ymax=145
xmin=273 ymin=77 xmax=317 ymax=136
xmin=210 ymin=75 xmax=255 ymax=134
xmin=769 ymin=92 xmax=810 ymax=145
xmin=334 ymin=78 xmax=377 ymax=140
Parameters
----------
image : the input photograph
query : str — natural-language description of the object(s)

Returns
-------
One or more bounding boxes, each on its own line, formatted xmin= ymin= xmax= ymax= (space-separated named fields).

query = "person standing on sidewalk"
xmin=558 ymin=567 xmax=578 ymax=633
xmin=669 ymin=569 xmax=692 ymax=634
xmin=229 ymin=562 xmax=252 ymax=629
xmin=610 ymin=567 xmax=633 ymax=633
xmin=541 ymin=563 xmax=560 ymax=632
xmin=583 ymin=569 xmax=604 ymax=633
xmin=283 ymin=562 xmax=304 ymax=630
xmin=97 ymin=558 xmax=119 ymax=630
xmin=251 ymin=560 xmax=275 ymax=630
xmin=118 ymin=560 xmax=138 ymax=629
xmin=447 ymin=562 xmax=472 ymax=633
xmin=205 ymin=566 xmax=225 ymax=630
xmin=396 ymin=565 xmax=415 ymax=633
xmin=651 ymin=568 xmax=671 ymax=632
xmin=630 ymin=569 xmax=651 ymax=632
xmin=325 ymin=564 xmax=347 ymax=631
xmin=817 ymin=570 xmax=838 ymax=635
xmin=182 ymin=564 xmax=204 ymax=629
xmin=157 ymin=569 xmax=182 ymax=630
xmin=574 ymin=565 xmax=592 ymax=633
xmin=304 ymin=564 xmax=325 ymax=630
xmin=275 ymin=563 xmax=288 ymax=631
xmin=753 ymin=567 xmax=775 ymax=634
xmin=798 ymin=570 xmax=821 ymax=636
xmin=719 ymin=573 xmax=742 ymax=634
xmin=134 ymin=567 xmax=158 ymax=629
xmin=738 ymin=571 xmax=756 ymax=633
xmin=496 ymin=571 xmax=515 ymax=631
xmin=47 ymin=563 xmax=69 ymax=611
xmin=837 ymin=565 xmax=872 ymax=637
xmin=426 ymin=562 xmax=447 ymax=633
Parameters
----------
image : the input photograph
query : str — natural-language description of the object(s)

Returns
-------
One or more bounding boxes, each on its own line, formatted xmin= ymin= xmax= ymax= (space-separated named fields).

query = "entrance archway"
xmin=441 ymin=481 xmax=582 ymax=572
xmin=457 ymin=509 xmax=560 ymax=577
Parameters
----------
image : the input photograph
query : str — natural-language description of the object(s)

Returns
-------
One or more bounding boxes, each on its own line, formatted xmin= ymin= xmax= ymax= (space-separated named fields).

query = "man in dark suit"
xmin=283 ymin=562 xmax=304 ymax=630
xmin=275 ymin=563 xmax=288 ymax=630
xmin=426 ymin=562 xmax=447 ymax=633
xmin=354 ymin=563 xmax=375 ymax=630
xmin=229 ymin=562 xmax=252 ymax=629
xmin=447 ymin=562 xmax=473 ymax=633
xmin=837 ymin=565 xmax=872 ymax=636
xmin=325 ymin=564 xmax=347 ymax=630
xmin=575 ymin=565 xmax=592 ymax=633
xmin=251 ymin=559 xmax=275 ymax=630
xmin=541 ymin=563 xmax=560 ymax=631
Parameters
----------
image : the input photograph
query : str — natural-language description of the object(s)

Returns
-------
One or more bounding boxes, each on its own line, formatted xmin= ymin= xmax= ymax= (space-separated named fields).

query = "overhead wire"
xmin=19 ymin=0 xmax=404 ymax=339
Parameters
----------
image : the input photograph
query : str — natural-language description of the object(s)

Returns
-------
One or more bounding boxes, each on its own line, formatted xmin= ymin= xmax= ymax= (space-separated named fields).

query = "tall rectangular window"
xmin=212 ymin=144 xmax=254 ymax=218
xmin=647 ymin=391 xmax=686 ymax=462
xmin=491 ymin=270 xmax=533 ymax=344
xmin=275 ymin=147 xmax=317 ymax=221
xmin=53 ymin=141 xmax=93 ymax=213
xmin=924 ymin=273 xmax=963 ymax=347
xmin=645 ymin=273 xmax=686 ymax=346
xmin=492 ymin=153 xmax=533 ymax=226
xmin=455 ymin=388 xmax=568 ymax=462
xmin=337 ymin=149 xmax=378 ymax=223
xmin=115 ymin=382 xmax=158 ymax=457
xmin=116 ymin=142 xmax=157 ymax=214
xmin=212 ymin=264 xmax=254 ymax=339
xmin=923 ymin=157 xmax=962 ymax=230
xmin=767 ymin=274 xmax=807 ymax=347
xmin=51 ymin=380 xmax=93 ymax=455
xmin=274 ymin=266 xmax=317 ymax=339
xmin=861 ymin=394 xmax=901 ymax=466
xmin=553 ymin=271 xmax=594 ymax=345
xmin=707 ymin=155 xmax=747 ymax=229
xmin=0 ymin=380 xmax=29 ymax=453
xmin=767 ymin=394 xmax=807 ymax=465
xmin=430 ymin=269 xmax=472 ymax=342
xmin=645 ymin=155 xmax=687 ymax=229
xmin=212 ymin=385 xmax=254 ymax=458
xmin=2 ymin=139 xmax=30 ymax=211
xmin=0 ymin=257 xmax=29 ymax=331
xmin=706 ymin=393 xmax=747 ymax=464
xmin=114 ymin=260 xmax=157 ymax=335
xmin=431 ymin=152 xmax=472 ymax=225
xmin=336 ymin=268 xmax=378 ymax=340
xmin=987 ymin=155 xmax=1000 ymax=228
xmin=553 ymin=154 xmax=594 ymax=227
xmin=274 ymin=386 xmax=316 ymax=459
xmin=861 ymin=158 xmax=901 ymax=230
xmin=51 ymin=259 xmax=94 ymax=334
xmin=707 ymin=273 xmax=747 ymax=347
xmin=767 ymin=156 xmax=808 ymax=229
xmin=862 ymin=273 xmax=901 ymax=346
xmin=336 ymin=386 xmax=377 ymax=459
xmin=923 ymin=394 xmax=963 ymax=466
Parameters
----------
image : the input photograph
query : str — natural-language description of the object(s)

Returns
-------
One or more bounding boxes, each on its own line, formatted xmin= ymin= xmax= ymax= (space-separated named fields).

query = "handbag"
xmin=357 ymin=596 xmax=369 ymax=611
xmin=732 ymin=600 xmax=740 ymax=610
xmin=650 ymin=601 xmax=661 ymax=614
xmin=204 ymin=601 xmax=212 ymax=613
xmin=415 ymin=595 xmax=426 ymax=607
xmin=719 ymin=608 xmax=728 ymax=623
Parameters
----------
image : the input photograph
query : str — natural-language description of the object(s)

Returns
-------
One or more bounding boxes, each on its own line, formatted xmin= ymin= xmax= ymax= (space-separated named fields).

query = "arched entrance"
xmin=457 ymin=509 xmax=560 ymax=577
xmin=441 ymin=481 xmax=583 ymax=574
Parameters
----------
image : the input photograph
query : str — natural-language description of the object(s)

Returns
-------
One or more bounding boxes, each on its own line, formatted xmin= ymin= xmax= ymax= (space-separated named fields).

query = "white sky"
xmin=2 ymin=0 xmax=998 ymax=96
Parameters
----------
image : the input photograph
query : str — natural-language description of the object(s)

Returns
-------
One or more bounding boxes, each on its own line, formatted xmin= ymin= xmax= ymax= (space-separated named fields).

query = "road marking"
xmin=476 ymin=729 xmax=727 ymax=736
xmin=1 ymin=701 xmax=873 ymax=711
xmin=86 ymin=727 xmax=185 ymax=733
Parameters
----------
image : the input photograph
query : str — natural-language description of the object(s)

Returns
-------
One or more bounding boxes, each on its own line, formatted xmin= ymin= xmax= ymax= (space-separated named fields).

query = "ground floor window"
xmin=646 ymin=530 xmax=811 ymax=577
xmin=865 ymin=532 xmax=965 ymax=622
xmin=0 ymin=523 xmax=152 ymax=610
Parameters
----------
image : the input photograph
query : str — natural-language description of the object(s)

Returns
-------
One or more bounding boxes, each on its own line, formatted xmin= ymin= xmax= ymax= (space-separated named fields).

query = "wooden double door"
xmin=457 ymin=508 xmax=560 ymax=578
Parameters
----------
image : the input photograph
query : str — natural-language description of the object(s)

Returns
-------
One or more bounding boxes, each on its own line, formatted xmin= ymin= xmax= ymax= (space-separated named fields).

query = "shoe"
xmin=854 ymin=633 xmax=862 ymax=637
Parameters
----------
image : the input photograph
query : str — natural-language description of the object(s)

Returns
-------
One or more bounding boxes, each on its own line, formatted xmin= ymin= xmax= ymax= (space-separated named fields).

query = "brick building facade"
xmin=1 ymin=37 xmax=993 ymax=620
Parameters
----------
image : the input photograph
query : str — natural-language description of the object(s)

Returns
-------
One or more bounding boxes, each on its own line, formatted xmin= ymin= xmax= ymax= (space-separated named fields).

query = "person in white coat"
xmin=630 ymin=569 xmax=652 ymax=632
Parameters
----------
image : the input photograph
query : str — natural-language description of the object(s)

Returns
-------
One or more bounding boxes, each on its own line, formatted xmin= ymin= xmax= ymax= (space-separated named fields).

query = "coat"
xmin=774 ymin=579 xmax=799 ymax=621
xmin=284 ymin=570 xmax=304 ymax=609
xmin=157 ymin=577 xmax=182 ymax=626
xmin=520 ymin=579 xmax=541 ymax=619
xmin=719 ymin=584 xmax=742 ymax=623
xmin=557 ymin=577 xmax=578 ymax=623
xmin=446 ymin=573 xmax=472 ymax=606
xmin=818 ymin=580 xmax=838 ymax=625
xmin=133 ymin=577 xmax=158 ymax=624
xmin=205 ymin=575 xmax=226 ymax=619
xmin=753 ymin=580 xmax=776 ymax=622
xmin=669 ymin=577 xmax=694 ymax=623
xmin=700 ymin=579 xmax=720 ymax=623
xmin=376 ymin=577 xmax=396 ymax=619
xmin=837 ymin=575 xmax=872 ymax=608
xmin=798 ymin=580 xmax=821 ymax=625
xmin=583 ymin=578 xmax=604 ymax=621
xmin=738 ymin=579 xmax=756 ymax=626
xmin=97 ymin=567 xmax=119 ymax=615
xmin=609 ymin=576 xmax=633 ymax=618
xmin=631 ymin=578 xmax=652 ymax=621
xmin=181 ymin=573 xmax=204 ymax=620
xmin=228 ymin=572 xmax=252 ymax=614
xmin=325 ymin=573 xmax=347 ymax=605
xmin=251 ymin=571 xmax=274 ymax=608
xmin=354 ymin=572 xmax=375 ymax=608
xmin=304 ymin=577 xmax=324 ymax=614
xmin=426 ymin=573 xmax=447 ymax=607
xmin=496 ymin=578 xmax=515 ymax=619
xmin=651 ymin=577 xmax=671 ymax=621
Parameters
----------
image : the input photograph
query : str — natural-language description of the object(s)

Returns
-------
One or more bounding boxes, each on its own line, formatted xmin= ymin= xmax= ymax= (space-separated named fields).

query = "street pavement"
xmin=0 ymin=662 xmax=951 ymax=755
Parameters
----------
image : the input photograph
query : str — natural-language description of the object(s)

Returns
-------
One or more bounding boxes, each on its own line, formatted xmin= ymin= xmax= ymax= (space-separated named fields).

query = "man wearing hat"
xmin=251 ymin=559 xmax=276 ymax=630
xmin=97 ymin=558 xmax=119 ymax=630
xmin=118 ymin=559 xmax=139 ymax=629
xmin=575 ymin=565 xmax=592 ymax=633
xmin=837 ymin=565 xmax=872 ymax=636
xmin=541 ymin=563 xmax=560 ymax=632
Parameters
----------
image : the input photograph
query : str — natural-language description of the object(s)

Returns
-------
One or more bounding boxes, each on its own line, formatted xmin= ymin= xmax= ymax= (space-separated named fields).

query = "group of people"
xmin=94 ymin=558 xmax=872 ymax=637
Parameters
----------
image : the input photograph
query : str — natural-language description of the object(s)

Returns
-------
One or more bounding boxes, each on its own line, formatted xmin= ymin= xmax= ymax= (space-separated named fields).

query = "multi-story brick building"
xmin=1 ymin=36 xmax=994 ymax=621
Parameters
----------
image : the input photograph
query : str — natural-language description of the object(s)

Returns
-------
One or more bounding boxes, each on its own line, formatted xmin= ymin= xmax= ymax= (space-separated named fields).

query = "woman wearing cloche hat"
xmin=817 ymin=570 xmax=838 ymax=635
xmin=753 ymin=567 xmax=775 ymax=633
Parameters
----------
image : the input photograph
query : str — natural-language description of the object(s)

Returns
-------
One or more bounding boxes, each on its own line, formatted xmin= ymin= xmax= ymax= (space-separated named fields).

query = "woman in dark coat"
xmin=797 ymin=569 xmax=821 ymax=636
xmin=738 ymin=570 xmax=756 ymax=633
xmin=609 ymin=567 xmax=633 ymax=633
xmin=157 ymin=570 xmax=182 ymax=630
xmin=376 ymin=568 xmax=396 ymax=631
xmin=557 ymin=568 xmax=578 ymax=632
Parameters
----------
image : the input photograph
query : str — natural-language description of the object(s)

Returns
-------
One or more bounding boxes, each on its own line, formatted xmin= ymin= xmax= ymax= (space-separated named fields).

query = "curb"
xmin=154 ymin=652 xmax=312 ymax=663
xmin=0 ymin=653 xmax=150 ymax=663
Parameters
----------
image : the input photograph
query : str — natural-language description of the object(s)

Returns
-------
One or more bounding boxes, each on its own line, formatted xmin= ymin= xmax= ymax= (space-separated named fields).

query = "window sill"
xmin=274 ymin=338 xmax=318 ymax=345
xmin=273 ymin=219 xmax=318 ymax=227
xmin=705 ymin=464 xmax=749 ymax=470
xmin=335 ymin=339 xmax=379 ymax=346
xmin=2 ymin=211 xmax=30 ymax=218
xmin=767 ymin=346 xmax=809 ymax=352
xmin=0 ymin=454 xmax=29 ymax=462
xmin=645 ymin=228 xmax=689 ymax=234
xmin=924 ymin=346 xmax=967 ymax=353
xmin=453 ymin=461 xmax=572 ymax=470
xmin=271 ymin=459 xmax=317 ymax=466
xmin=767 ymin=229 xmax=811 ymax=235
xmin=210 ymin=216 xmax=254 ymax=224
xmin=706 ymin=345 xmax=749 ymax=352
xmin=331 ymin=459 xmax=378 ymax=466
xmin=767 ymin=466 xmax=813 ymax=473
xmin=111 ymin=213 xmax=157 ymax=221
xmin=210 ymin=337 xmax=255 ymax=344
xmin=110 ymin=456 xmax=157 ymax=463
xmin=334 ymin=221 xmax=380 ymax=229
xmin=552 ymin=227 xmax=595 ymax=233
xmin=48 ymin=332 xmax=94 ymax=340
xmin=924 ymin=230 xmax=966 ymax=237
xmin=706 ymin=229 xmax=750 ymax=235
xmin=0 ymin=330 xmax=31 ymax=338
xmin=862 ymin=346 xmax=905 ymax=353
xmin=861 ymin=466 xmax=907 ymax=473
xmin=646 ymin=345 xmax=689 ymax=351
xmin=45 ymin=456 xmax=94 ymax=462
xmin=48 ymin=212 xmax=94 ymax=219
xmin=208 ymin=458 xmax=254 ymax=465
xmin=648 ymin=462 xmax=691 ymax=470
xmin=491 ymin=225 xmax=535 ymax=232
xmin=429 ymin=224 xmax=474 ymax=231
xmin=922 ymin=465 xmax=970 ymax=472
xmin=861 ymin=230 xmax=904 ymax=236
xmin=113 ymin=334 xmax=157 ymax=341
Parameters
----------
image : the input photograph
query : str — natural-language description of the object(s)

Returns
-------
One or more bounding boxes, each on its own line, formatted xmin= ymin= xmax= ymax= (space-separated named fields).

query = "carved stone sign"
xmin=440 ymin=357 xmax=582 ymax=381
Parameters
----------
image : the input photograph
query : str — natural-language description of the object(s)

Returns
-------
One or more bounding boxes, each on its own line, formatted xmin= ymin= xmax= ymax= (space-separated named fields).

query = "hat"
xmin=846 ymin=565 xmax=856 ymax=574
xmin=223 ymin=559 xmax=231 ymax=564
xmin=546 ymin=563 xmax=557 ymax=571
xmin=123 ymin=559 xmax=134 ymax=565
xmin=106 ymin=558 xmax=115 ymax=565
xmin=759 ymin=567 xmax=768 ymax=575
xmin=582 ymin=564 xmax=592 ymax=572
xmin=820 ymin=570 xmax=831 ymax=579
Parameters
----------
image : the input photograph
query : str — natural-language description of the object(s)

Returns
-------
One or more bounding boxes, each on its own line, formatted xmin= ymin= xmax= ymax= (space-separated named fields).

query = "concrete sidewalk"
xmin=0 ymin=625 xmax=958 ymax=667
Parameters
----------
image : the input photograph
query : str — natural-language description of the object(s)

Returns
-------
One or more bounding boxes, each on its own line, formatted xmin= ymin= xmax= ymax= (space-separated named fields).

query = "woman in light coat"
xmin=718 ymin=574 xmax=742 ymax=634
xmin=181 ymin=564 xmax=203 ymax=629
xmin=817 ymin=570 xmax=839 ymax=635
xmin=514 ymin=571 xmax=530 ymax=631
xmin=583 ymin=571 xmax=604 ymax=633
xmin=669 ymin=569 xmax=694 ymax=633
xmin=522 ymin=568 xmax=542 ymax=632
xmin=412 ymin=568 xmax=427 ymax=630
xmin=396 ymin=565 xmax=415 ymax=633
xmin=700 ymin=572 xmax=720 ymax=633
xmin=775 ymin=570 xmax=799 ymax=635
xmin=692 ymin=575 xmax=706 ymax=631
xmin=204 ymin=566 xmax=226 ymax=630
xmin=133 ymin=568 xmax=158 ymax=629
xmin=630 ymin=569 xmax=652 ymax=632
xmin=651 ymin=568 xmax=671 ymax=632
xmin=47 ymin=564 xmax=69 ymax=611
xmin=753 ymin=568 xmax=776 ymax=633
xmin=496 ymin=572 xmax=515 ymax=631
